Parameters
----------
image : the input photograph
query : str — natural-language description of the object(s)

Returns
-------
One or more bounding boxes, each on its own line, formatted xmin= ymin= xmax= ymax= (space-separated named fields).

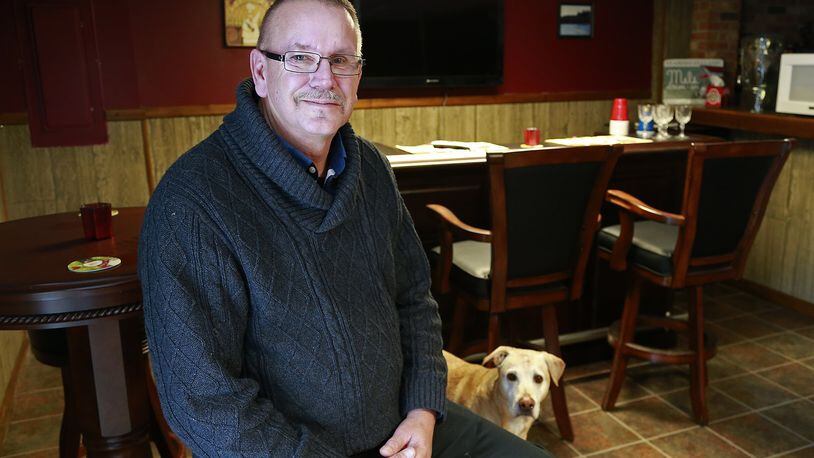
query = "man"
xmin=139 ymin=0 xmax=551 ymax=456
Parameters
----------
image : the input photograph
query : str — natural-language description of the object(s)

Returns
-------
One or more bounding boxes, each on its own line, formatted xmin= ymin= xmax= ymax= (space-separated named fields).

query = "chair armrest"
xmin=606 ymin=190 xmax=686 ymax=226
xmin=603 ymin=190 xmax=685 ymax=271
xmin=425 ymin=204 xmax=491 ymax=295
xmin=426 ymin=204 xmax=492 ymax=242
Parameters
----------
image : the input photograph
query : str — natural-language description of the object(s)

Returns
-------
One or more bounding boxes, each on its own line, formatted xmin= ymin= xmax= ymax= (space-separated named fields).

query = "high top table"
xmin=0 ymin=207 xmax=182 ymax=457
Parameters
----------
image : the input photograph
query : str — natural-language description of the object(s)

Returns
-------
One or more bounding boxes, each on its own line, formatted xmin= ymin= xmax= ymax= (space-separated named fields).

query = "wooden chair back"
xmin=487 ymin=145 xmax=622 ymax=311
xmin=671 ymin=139 xmax=793 ymax=286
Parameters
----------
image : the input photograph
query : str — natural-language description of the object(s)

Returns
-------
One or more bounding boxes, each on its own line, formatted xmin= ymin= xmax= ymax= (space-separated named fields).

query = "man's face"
xmin=253 ymin=1 xmax=361 ymax=142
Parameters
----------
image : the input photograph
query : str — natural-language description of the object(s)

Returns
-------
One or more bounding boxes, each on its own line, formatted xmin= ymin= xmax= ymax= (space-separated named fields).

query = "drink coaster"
xmin=68 ymin=256 xmax=122 ymax=273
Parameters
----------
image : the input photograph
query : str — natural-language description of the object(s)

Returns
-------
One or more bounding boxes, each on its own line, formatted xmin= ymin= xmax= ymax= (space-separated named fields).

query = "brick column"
xmin=689 ymin=0 xmax=743 ymax=91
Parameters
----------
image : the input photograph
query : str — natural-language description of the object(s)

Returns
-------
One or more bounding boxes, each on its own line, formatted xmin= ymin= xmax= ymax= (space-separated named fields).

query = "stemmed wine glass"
xmin=675 ymin=105 xmax=693 ymax=139
xmin=654 ymin=104 xmax=674 ymax=140
xmin=637 ymin=104 xmax=654 ymax=138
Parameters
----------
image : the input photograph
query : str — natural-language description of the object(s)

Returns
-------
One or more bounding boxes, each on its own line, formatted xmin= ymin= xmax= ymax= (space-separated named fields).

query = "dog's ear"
xmin=544 ymin=353 xmax=566 ymax=386
xmin=482 ymin=346 xmax=511 ymax=368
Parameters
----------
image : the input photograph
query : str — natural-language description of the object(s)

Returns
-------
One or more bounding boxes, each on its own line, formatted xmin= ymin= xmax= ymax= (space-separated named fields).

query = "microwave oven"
xmin=775 ymin=53 xmax=814 ymax=116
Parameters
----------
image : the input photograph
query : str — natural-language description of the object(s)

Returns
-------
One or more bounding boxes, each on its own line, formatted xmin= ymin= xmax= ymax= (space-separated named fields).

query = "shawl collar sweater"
xmin=139 ymin=79 xmax=446 ymax=456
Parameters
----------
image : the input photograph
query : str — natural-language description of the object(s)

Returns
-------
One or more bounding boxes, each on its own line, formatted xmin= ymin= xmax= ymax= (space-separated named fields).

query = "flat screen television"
xmin=354 ymin=0 xmax=504 ymax=89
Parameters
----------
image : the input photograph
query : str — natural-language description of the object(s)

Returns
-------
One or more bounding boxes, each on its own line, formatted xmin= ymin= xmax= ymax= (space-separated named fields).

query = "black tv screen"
xmin=354 ymin=0 xmax=504 ymax=89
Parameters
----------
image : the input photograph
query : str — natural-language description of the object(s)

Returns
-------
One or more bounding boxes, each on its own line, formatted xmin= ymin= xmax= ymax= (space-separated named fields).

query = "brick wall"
xmin=689 ymin=0 xmax=743 ymax=89
xmin=741 ymin=0 xmax=814 ymax=52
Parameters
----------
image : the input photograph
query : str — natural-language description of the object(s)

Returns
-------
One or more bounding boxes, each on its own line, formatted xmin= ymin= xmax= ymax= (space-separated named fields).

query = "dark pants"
xmin=431 ymin=401 xmax=553 ymax=458
xmin=353 ymin=401 xmax=552 ymax=457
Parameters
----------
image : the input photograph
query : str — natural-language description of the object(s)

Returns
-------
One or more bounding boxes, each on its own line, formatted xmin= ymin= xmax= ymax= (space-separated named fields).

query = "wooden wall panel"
xmin=651 ymin=0 xmax=693 ymax=102
xmin=0 ymin=121 xmax=148 ymax=221
xmin=664 ymin=0 xmax=693 ymax=59
xmin=0 ymin=332 xmax=24 ymax=393
xmin=0 ymin=331 xmax=25 ymax=432
xmin=0 ymin=124 xmax=58 ymax=220
xmin=535 ymin=102 xmax=570 ymax=139
xmin=147 ymin=115 xmax=221 ymax=186
xmin=394 ymin=107 xmax=439 ymax=146
xmin=350 ymin=107 xmax=397 ymax=146
xmin=350 ymin=100 xmax=617 ymax=148
xmin=788 ymin=150 xmax=814 ymax=223
xmin=765 ymin=158 xmax=792 ymax=220
xmin=88 ymin=121 xmax=150 ymax=207
xmin=743 ymin=139 xmax=814 ymax=303
xmin=439 ymin=106 xmax=477 ymax=141
xmin=474 ymin=103 xmax=535 ymax=145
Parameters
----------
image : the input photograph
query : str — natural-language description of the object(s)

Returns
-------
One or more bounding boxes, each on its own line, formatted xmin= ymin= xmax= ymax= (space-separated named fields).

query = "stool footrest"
xmin=607 ymin=319 xmax=717 ymax=365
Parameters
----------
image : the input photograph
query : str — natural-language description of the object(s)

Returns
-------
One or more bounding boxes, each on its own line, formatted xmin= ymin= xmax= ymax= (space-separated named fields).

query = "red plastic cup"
xmin=611 ymin=98 xmax=629 ymax=121
xmin=523 ymin=127 xmax=540 ymax=146
xmin=80 ymin=202 xmax=113 ymax=240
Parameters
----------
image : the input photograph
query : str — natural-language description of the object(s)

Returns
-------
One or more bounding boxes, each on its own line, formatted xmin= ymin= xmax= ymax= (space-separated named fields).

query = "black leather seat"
xmin=597 ymin=220 xmax=678 ymax=276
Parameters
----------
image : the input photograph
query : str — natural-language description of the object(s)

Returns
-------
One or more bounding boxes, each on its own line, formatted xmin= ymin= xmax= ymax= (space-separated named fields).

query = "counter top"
xmin=693 ymin=108 xmax=814 ymax=140
xmin=379 ymin=134 xmax=722 ymax=168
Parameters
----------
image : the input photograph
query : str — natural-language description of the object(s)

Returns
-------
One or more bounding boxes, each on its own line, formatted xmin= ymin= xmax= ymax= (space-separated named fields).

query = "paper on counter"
xmin=395 ymin=141 xmax=509 ymax=155
xmin=546 ymin=135 xmax=653 ymax=146
xmin=387 ymin=150 xmax=486 ymax=166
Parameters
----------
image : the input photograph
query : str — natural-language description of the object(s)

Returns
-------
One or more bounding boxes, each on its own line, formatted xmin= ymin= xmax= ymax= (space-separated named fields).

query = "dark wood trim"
xmin=355 ymin=89 xmax=651 ymax=109
xmin=693 ymin=108 xmax=814 ymax=140
xmin=733 ymin=279 xmax=814 ymax=318
xmin=106 ymin=108 xmax=146 ymax=121
xmin=136 ymin=104 xmax=237 ymax=119
xmin=0 ymin=336 xmax=29 ymax=446
xmin=606 ymin=189 xmax=686 ymax=225
xmin=426 ymin=204 xmax=491 ymax=242
xmin=651 ymin=0 xmax=666 ymax=102
xmin=0 ymin=112 xmax=27 ymax=125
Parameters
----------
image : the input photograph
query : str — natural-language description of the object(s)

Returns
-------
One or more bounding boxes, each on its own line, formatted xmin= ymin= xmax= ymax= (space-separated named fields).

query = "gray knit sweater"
xmin=138 ymin=79 xmax=447 ymax=456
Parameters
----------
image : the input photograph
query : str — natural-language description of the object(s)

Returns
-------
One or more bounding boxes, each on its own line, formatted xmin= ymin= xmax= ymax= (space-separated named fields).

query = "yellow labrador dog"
xmin=444 ymin=346 xmax=565 ymax=439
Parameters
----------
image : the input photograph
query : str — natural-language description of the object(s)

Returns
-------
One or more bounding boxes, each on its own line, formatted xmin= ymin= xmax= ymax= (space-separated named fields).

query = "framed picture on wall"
xmin=224 ymin=0 xmax=275 ymax=47
xmin=558 ymin=3 xmax=593 ymax=38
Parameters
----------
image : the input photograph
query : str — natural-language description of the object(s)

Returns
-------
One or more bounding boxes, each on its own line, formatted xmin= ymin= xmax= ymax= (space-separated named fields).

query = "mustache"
xmin=295 ymin=89 xmax=344 ymax=105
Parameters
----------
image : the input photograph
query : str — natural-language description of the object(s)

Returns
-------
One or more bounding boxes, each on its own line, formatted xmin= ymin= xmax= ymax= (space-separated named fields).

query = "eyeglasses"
xmin=261 ymin=50 xmax=364 ymax=76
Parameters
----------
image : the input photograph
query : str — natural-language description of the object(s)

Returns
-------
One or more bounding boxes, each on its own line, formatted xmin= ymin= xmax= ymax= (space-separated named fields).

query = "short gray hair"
xmin=256 ymin=0 xmax=362 ymax=54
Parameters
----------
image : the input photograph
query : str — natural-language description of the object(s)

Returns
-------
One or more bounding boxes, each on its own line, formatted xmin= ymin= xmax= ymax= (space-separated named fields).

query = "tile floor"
xmin=1 ymin=284 xmax=813 ymax=457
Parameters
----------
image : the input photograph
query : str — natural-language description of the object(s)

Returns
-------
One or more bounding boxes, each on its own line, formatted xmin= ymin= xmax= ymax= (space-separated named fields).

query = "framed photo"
xmin=224 ymin=0 xmax=274 ymax=47
xmin=558 ymin=3 xmax=593 ymax=39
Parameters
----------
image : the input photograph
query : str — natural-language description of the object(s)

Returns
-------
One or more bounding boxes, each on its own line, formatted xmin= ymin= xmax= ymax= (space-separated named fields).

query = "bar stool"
xmin=428 ymin=144 xmax=623 ymax=441
xmin=597 ymin=139 xmax=793 ymax=424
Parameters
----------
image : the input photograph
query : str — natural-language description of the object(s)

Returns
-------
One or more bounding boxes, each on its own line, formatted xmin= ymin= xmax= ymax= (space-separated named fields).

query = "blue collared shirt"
xmin=278 ymin=134 xmax=346 ymax=194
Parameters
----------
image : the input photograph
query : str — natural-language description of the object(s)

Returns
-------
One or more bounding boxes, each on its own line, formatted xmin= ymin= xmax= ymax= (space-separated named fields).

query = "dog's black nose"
xmin=518 ymin=397 xmax=535 ymax=412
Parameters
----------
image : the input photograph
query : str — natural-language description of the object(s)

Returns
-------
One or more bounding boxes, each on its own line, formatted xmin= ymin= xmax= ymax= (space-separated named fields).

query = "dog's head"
xmin=482 ymin=346 xmax=565 ymax=420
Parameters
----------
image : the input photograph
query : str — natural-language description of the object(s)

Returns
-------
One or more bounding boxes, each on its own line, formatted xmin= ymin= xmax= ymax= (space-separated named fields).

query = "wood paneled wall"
xmin=349 ymin=101 xmax=613 ymax=149
xmin=0 ymin=121 xmax=150 ymax=221
xmin=0 ymin=331 xmax=24 ymax=436
xmin=742 ymin=138 xmax=814 ymax=303
xmin=0 ymin=100 xmax=616 ymax=201
xmin=145 ymin=116 xmax=223 ymax=187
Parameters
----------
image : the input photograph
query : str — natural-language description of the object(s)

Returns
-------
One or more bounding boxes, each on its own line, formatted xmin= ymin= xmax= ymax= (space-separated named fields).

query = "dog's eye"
xmin=507 ymin=373 xmax=517 ymax=382
xmin=534 ymin=374 xmax=544 ymax=384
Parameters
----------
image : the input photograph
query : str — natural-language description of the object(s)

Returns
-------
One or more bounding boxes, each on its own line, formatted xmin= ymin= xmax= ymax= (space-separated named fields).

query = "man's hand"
xmin=379 ymin=408 xmax=436 ymax=458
